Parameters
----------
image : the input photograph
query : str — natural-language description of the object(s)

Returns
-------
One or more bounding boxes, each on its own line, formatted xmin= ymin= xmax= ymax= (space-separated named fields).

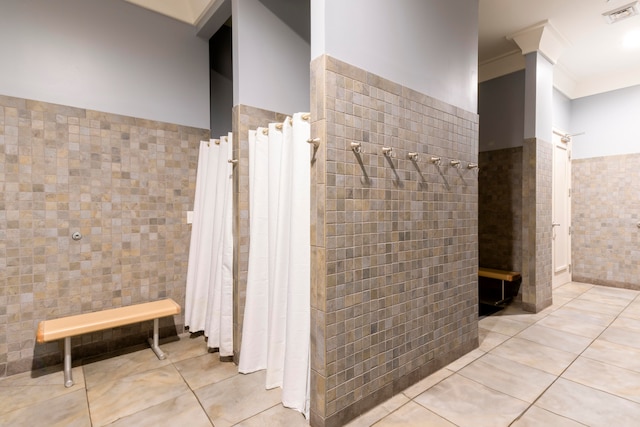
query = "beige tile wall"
xmin=478 ymin=147 xmax=523 ymax=273
xmin=310 ymin=56 xmax=479 ymax=427
xmin=572 ymin=153 xmax=640 ymax=290
xmin=0 ymin=95 xmax=209 ymax=377
xmin=521 ymin=138 xmax=553 ymax=312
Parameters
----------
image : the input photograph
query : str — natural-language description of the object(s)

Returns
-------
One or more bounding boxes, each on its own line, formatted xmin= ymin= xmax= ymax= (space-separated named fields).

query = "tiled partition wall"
xmin=231 ymin=104 xmax=287 ymax=362
xmin=478 ymin=147 xmax=523 ymax=273
xmin=572 ymin=153 xmax=640 ymax=290
xmin=309 ymin=56 xmax=479 ymax=427
xmin=0 ymin=95 xmax=209 ymax=377
xmin=521 ymin=138 xmax=553 ymax=312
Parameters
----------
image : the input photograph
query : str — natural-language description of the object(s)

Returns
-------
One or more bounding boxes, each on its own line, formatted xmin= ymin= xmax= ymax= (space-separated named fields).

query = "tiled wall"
xmin=231 ymin=104 xmax=288 ymax=362
xmin=478 ymin=148 xmax=523 ymax=273
xmin=521 ymin=138 xmax=553 ymax=312
xmin=572 ymin=153 xmax=640 ymax=290
xmin=0 ymin=95 xmax=209 ymax=377
xmin=310 ymin=55 xmax=479 ymax=427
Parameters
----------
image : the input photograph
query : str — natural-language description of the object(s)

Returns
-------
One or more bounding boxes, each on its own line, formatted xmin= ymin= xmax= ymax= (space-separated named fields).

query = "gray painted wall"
xmin=232 ymin=0 xmax=310 ymax=114
xmin=479 ymin=71 xmax=525 ymax=152
xmin=210 ymin=25 xmax=234 ymax=136
xmin=0 ymin=0 xmax=209 ymax=128
xmin=312 ymin=0 xmax=479 ymax=113
xmin=571 ymin=84 xmax=640 ymax=159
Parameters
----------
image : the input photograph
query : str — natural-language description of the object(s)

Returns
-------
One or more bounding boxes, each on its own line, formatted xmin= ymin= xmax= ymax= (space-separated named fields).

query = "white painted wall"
xmin=572 ymin=84 xmax=640 ymax=159
xmin=0 ymin=0 xmax=209 ymax=129
xmin=552 ymin=88 xmax=571 ymax=134
xmin=232 ymin=0 xmax=310 ymax=114
xmin=524 ymin=52 xmax=553 ymax=142
xmin=312 ymin=0 xmax=478 ymax=113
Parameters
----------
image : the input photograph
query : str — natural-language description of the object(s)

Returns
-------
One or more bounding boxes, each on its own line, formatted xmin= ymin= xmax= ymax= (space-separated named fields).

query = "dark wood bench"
xmin=478 ymin=268 xmax=521 ymax=306
xmin=36 ymin=299 xmax=180 ymax=387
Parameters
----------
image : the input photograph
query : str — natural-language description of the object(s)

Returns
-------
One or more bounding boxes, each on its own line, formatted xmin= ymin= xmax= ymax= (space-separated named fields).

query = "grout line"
xmin=507 ymin=283 xmax=639 ymax=426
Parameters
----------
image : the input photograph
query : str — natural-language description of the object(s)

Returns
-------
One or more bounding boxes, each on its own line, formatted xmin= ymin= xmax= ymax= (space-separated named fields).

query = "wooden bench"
xmin=36 ymin=299 xmax=180 ymax=387
xmin=478 ymin=268 xmax=521 ymax=306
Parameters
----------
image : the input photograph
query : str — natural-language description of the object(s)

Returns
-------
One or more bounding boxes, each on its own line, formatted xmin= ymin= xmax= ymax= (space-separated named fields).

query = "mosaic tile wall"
xmin=521 ymin=138 xmax=553 ymax=312
xmin=572 ymin=153 xmax=640 ymax=290
xmin=310 ymin=55 xmax=479 ymax=427
xmin=0 ymin=94 xmax=209 ymax=377
xmin=231 ymin=104 xmax=287 ymax=362
xmin=478 ymin=147 xmax=523 ymax=273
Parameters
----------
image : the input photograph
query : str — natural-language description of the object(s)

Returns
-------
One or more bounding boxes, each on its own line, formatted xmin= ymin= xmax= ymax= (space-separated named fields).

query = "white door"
xmin=552 ymin=131 xmax=572 ymax=287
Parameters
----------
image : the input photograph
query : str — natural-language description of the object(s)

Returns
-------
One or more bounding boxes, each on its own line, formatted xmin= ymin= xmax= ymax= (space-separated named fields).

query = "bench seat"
xmin=478 ymin=268 xmax=521 ymax=306
xmin=36 ymin=299 xmax=180 ymax=387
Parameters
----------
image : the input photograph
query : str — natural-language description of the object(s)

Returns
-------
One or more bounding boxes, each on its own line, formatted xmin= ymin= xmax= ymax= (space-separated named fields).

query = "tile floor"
xmin=2 ymin=281 xmax=640 ymax=426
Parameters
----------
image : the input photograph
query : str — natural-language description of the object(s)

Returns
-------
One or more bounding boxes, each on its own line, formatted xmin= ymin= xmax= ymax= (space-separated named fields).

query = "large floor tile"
xmin=195 ymin=370 xmax=282 ymax=427
xmin=537 ymin=378 xmax=640 ymax=426
xmin=88 ymin=364 xmax=190 ymax=426
xmin=478 ymin=315 xmax=531 ymax=336
xmin=511 ymin=405 xmax=587 ymax=427
xmin=234 ymin=404 xmax=309 ymax=427
xmin=620 ymin=301 xmax=640 ymax=320
xmin=413 ymin=374 xmax=528 ymax=427
xmin=83 ymin=348 xmax=171 ymax=389
xmin=576 ymin=292 xmax=636 ymax=310
xmin=516 ymin=323 xmax=593 ymax=354
xmin=599 ymin=326 xmax=640 ymax=349
xmin=443 ymin=348 xmax=486 ymax=372
xmin=562 ymin=356 xmax=640 ymax=404
xmin=402 ymin=368 xmax=454 ymax=399
xmin=174 ymin=352 xmax=238 ymax=390
xmin=0 ymin=389 xmax=90 ymax=427
xmin=610 ymin=316 xmax=640 ymax=333
xmin=536 ymin=311 xmax=609 ymax=339
xmin=553 ymin=282 xmax=593 ymax=297
xmin=162 ymin=333 xmax=212 ymax=363
xmin=458 ymin=353 xmax=556 ymax=403
xmin=373 ymin=401 xmax=455 ymax=427
xmin=563 ymin=298 xmax=624 ymax=316
xmin=0 ymin=367 xmax=85 ymax=415
xmin=477 ymin=327 xmax=510 ymax=352
xmin=582 ymin=339 xmax=640 ymax=373
xmin=489 ymin=337 xmax=577 ymax=375
xmin=106 ymin=391 xmax=212 ymax=427
xmin=345 ymin=393 xmax=410 ymax=427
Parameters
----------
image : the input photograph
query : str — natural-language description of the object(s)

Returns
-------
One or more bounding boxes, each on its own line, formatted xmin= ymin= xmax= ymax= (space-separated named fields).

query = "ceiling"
xmin=480 ymin=0 xmax=640 ymax=98
xmin=124 ymin=0 xmax=640 ymax=99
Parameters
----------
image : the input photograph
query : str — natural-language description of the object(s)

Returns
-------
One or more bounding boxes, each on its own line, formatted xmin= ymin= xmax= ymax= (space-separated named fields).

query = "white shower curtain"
xmin=239 ymin=113 xmax=311 ymax=417
xmin=184 ymin=134 xmax=233 ymax=357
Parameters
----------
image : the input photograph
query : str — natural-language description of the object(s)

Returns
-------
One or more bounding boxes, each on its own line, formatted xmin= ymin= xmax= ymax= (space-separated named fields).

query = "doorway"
xmin=552 ymin=130 xmax=572 ymax=287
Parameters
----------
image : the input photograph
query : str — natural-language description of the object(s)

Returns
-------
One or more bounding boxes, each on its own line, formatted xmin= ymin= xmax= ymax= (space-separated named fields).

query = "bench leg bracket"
xmin=64 ymin=336 xmax=74 ymax=388
xmin=148 ymin=318 xmax=166 ymax=360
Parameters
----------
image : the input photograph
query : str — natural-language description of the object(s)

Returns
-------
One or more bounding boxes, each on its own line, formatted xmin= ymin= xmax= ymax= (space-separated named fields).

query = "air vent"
xmin=603 ymin=1 xmax=639 ymax=24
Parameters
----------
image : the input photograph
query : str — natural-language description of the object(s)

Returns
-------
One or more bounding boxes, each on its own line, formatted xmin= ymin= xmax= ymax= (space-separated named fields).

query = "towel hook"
xmin=450 ymin=160 xmax=460 ymax=168
xmin=408 ymin=152 xmax=419 ymax=162
xmin=307 ymin=138 xmax=320 ymax=148
xmin=351 ymin=142 xmax=363 ymax=154
xmin=467 ymin=163 xmax=479 ymax=170
xmin=430 ymin=156 xmax=441 ymax=165
xmin=382 ymin=147 xmax=395 ymax=158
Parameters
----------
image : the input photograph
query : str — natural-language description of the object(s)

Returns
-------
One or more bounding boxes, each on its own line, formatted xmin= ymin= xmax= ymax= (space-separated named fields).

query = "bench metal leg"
xmin=148 ymin=318 xmax=166 ymax=360
xmin=64 ymin=337 xmax=74 ymax=388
